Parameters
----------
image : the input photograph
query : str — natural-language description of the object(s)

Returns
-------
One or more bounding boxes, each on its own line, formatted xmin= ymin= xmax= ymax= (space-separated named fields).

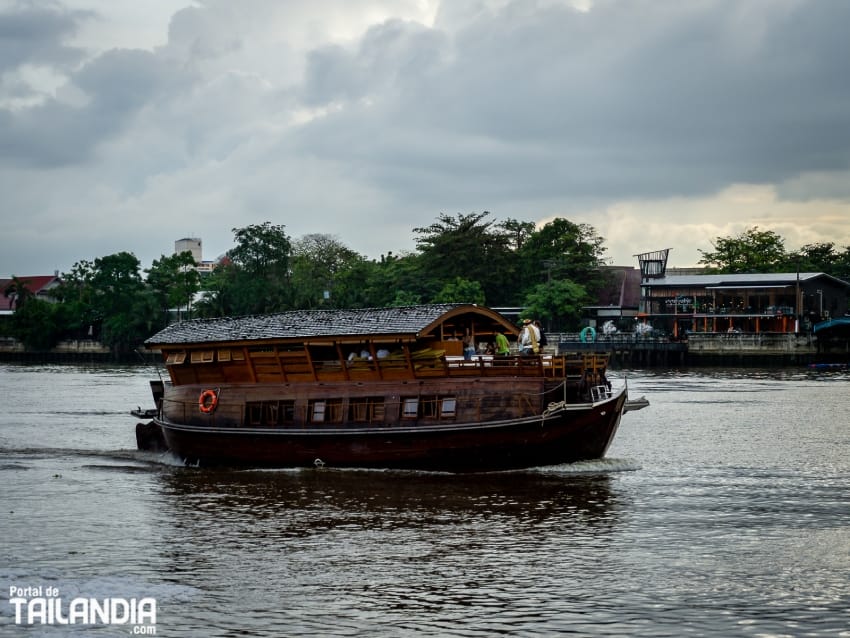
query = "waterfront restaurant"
xmin=638 ymin=272 xmax=850 ymax=338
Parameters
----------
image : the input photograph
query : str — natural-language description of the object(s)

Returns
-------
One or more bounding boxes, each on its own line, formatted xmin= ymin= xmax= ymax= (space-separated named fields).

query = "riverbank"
xmin=0 ymin=339 xmax=160 ymax=364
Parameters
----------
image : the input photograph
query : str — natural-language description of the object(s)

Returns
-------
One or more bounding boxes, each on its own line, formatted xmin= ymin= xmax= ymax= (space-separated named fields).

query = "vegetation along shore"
xmin=3 ymin=215 xmax=850 ymax=364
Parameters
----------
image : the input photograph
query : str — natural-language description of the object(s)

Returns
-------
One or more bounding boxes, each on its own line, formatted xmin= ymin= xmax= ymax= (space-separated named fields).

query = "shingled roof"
xmin=145 ymin=304 xmax=513 ymax=346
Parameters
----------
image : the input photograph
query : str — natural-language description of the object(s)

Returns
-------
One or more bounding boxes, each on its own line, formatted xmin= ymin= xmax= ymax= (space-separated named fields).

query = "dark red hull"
xmin=155 ymin=387 xmax=626 ymax=472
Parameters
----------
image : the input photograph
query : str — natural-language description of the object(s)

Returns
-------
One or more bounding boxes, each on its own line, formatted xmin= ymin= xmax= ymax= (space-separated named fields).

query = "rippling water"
xmin=1 ymin=363 xmax=848 ymax=636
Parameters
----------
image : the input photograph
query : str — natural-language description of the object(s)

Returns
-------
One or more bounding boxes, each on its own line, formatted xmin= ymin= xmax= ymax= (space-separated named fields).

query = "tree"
xmin=224 ymin=222 xmax=293 ymax=314
xmin=290 ymin=234 xmax=366 ymax=308
xmin=9 ymin=298 xmax=61 ymax=350
xmin=518 ymin=219 xmax=606 ymax=282
xmin=146 ymin=251 xmax=201 ymax=324
xmin=3 ymin=276 xmax=35 ymax=310
xmin=229 ymin=222 xmax=292 ymax=276
xmin=89 ymin=252 xmax=150 ymax=354
xmin=833 ymin=246 xmax=850 ymax=282
xmin=412 ymin=212 xmax=517 ymax=305
xmin=389 ymin=290 xmax=423 ymax=306
xmin=784 ymin=242 xmax=838 ymax=273
xmin=522 ymin=279 xmax=589 ymax=332
xmin=192 ymin=273 xmax=230 ymax=318
xmin=498 ymin=218 xmax=536 ymax=251
xmin=433 ymin=277 xmax=486 ymax=305
xmin=698 ymin=227 xmax=787 ymax=273
xmin=360 ymin=252 xmax=428 ymax=308
xmin=52 ymin=260 xmax=98 ymax=340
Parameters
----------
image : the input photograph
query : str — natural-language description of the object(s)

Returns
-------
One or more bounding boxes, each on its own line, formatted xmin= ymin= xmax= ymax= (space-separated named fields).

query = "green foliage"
xmin=361 ymin=252 xmax=426 ymax=308
xmin=90 ymin=252 xmax=149 ymax=353
xmin=3 ymin=213 xmax=621 ymax=347
xmin=52 ymin=260 xmax=97 ymax=339
xmin=517 ymin=218 xmax=607 ymax=295
xmin=784 ymin=242 xmax=850 ymax=281
xmin=9 ymin=298 xmax=61 ymax=350
xmin=290 ymin=234 xmax=367 ymax=308
xmin=698 ymin=227 xmax=787 ymax=273
xmin=498 ymin=218 xmax=536 ymax=251
xmin=228 ymin=222 xmax=292 ymax=277
xmin=219 ymin=222 xmax=292 ymax=315
xmin=433 ymin=277 xmax=486 ymax=305
xmin=50 ymin=252 xmax=153 ymax=354
xmin=413 ymin=212 xmax=517 ymax=305
xmin=145 ymin=251 xmax=200 ymax=324
xmin=390 ymin=290 xmax=422 ymax=307
xmin=192 ymin=272 xmax=230 ymax=318
xmin=522 ymin=279 xmax=589 ymax=331
xmin=3 ymin=276 xmax=36 ymax=310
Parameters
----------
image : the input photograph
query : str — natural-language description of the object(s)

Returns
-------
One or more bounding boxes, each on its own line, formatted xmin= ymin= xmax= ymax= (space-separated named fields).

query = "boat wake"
xmin=530 ymin=457 xmax=642 ymax=475
xmin=0 ymin=446 xmax=186 ymax=470
xmin=232 ymin=457 xmax=642 ymax=477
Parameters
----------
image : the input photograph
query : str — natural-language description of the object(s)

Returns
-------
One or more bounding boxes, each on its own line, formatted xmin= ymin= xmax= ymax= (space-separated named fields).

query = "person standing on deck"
xmin=463 ymin=329 xmax=476 ymax=360
xmin=534 ymin=320 xmax=548 ymax=351
xmin=519 ymin=319 xmax=539 ymax=355
xmin=494 ymin=331 xmax=511 ymax=356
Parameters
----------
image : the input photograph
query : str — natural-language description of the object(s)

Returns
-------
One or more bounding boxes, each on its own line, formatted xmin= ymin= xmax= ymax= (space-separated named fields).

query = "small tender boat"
xmin=139 ymin=304 xmax=636 ymax=471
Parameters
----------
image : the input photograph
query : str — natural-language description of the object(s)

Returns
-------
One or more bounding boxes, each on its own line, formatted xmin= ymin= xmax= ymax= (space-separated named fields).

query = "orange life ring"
xmin=198 ymin=389 xmax=218 ymax=414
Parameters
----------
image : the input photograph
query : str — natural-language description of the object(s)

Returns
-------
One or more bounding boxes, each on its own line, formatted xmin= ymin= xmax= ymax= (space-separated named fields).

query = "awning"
xmin=813 ymin=317 xmax=850 ymax=333
xmin=704 ymin=285 xmax=792 ymax=290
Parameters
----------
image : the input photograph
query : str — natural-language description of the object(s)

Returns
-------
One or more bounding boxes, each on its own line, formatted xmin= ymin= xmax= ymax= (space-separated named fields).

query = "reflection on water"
xmin=153 ymin=468 xmax=626 ymax=637
xmin=160 ymin=467 xmax=620 ymax=532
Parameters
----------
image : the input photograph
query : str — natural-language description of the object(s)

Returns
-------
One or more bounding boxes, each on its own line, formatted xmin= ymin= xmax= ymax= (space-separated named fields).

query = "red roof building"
xmin=0 ymin=275 xmax=62 ymax=313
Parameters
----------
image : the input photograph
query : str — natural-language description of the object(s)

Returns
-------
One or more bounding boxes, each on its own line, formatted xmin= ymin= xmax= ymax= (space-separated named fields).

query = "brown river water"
xmin=1 ymin=363 xmax=848 ymax=636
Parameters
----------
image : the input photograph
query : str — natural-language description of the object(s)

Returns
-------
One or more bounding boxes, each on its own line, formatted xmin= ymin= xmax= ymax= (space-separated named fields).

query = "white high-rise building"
xmin=174 ymin=237 xmax=216 ymax=274
xmin=175 ymin=237 xmax=202 ymax=263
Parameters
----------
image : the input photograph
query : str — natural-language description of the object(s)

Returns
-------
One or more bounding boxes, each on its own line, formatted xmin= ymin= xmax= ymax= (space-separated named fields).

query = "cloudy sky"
xmin=2 ymin=0 xmax=850 ymax=278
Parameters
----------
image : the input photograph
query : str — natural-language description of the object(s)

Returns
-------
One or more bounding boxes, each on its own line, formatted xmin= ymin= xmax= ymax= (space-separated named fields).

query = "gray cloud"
xmin=295 ymin=0 xmax=850 ymax=203
xmin=1 ymin=47 xmax=196 ymax=167
xmin=0 ymin=1 xmax=90 ymax=72
xmin=2 ymin=0 xmax=850 ymax=277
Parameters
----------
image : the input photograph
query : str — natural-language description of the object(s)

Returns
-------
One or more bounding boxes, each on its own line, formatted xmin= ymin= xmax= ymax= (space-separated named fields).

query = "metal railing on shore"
xmin=556 ymin=331 xmax=827 ymax=366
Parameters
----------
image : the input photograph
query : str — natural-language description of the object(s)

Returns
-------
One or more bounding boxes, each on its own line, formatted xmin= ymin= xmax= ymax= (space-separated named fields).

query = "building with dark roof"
xmin=582 ymin=266 xmax=643 ymax=329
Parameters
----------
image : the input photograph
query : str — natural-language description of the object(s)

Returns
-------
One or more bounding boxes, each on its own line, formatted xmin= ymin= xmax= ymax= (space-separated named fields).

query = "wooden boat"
xmin=140 ymin=304 xmax=631 ymax=471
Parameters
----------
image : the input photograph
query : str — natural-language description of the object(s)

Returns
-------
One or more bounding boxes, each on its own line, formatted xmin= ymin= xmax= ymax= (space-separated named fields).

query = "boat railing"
xmin=276 ymin=352 xmax=610 ymax=381
xmin=413 ymin=352 xmax=608 ymax=380
xmin=166 ymin=349 xmax=610 ymax=385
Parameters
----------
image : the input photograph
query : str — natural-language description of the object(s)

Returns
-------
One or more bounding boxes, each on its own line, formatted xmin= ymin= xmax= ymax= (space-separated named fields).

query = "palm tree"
xmin=3 ymin=276 xmax=34 ymax=310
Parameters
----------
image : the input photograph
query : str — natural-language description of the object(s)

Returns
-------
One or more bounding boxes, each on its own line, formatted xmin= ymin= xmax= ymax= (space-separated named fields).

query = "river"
xmin=1 ymin=363 xmax=848 ymax=636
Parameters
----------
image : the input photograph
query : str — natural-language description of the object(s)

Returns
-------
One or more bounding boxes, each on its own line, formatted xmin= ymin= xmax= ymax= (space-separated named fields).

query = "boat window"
xmin=402 ymin=398 xmax=418 ymax=419
xmin=217 ymin=349 xmax=231 ymax=362
xmin=441 ymin=397 xmax=457 ymax=417
xmin=401 ymin=396 xmax=457 ymax=419
xmin=349 ymin=397 xmax=386 ymax=423
xmin=165 ymin=352 xmax=186 ymax=365
xmin=420 ymin=396 xmax=440 ymax=418
xmin=190 ymin=350 xmax=215 ymax=364
xmin=245 ymin=400 xmax=296 ymax=426
xmin=309 ymin=399 xmax=343 ymax=423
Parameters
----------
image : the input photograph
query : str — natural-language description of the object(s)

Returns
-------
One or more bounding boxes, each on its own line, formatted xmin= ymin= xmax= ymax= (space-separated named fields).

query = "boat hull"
xmin=155 ymin=387 xmax=626 ymax=472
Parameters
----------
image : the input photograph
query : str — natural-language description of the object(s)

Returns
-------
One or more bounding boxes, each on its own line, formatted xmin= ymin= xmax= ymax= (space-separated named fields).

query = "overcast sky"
xmin=3 ymin=0 xmax=850 ymax=278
